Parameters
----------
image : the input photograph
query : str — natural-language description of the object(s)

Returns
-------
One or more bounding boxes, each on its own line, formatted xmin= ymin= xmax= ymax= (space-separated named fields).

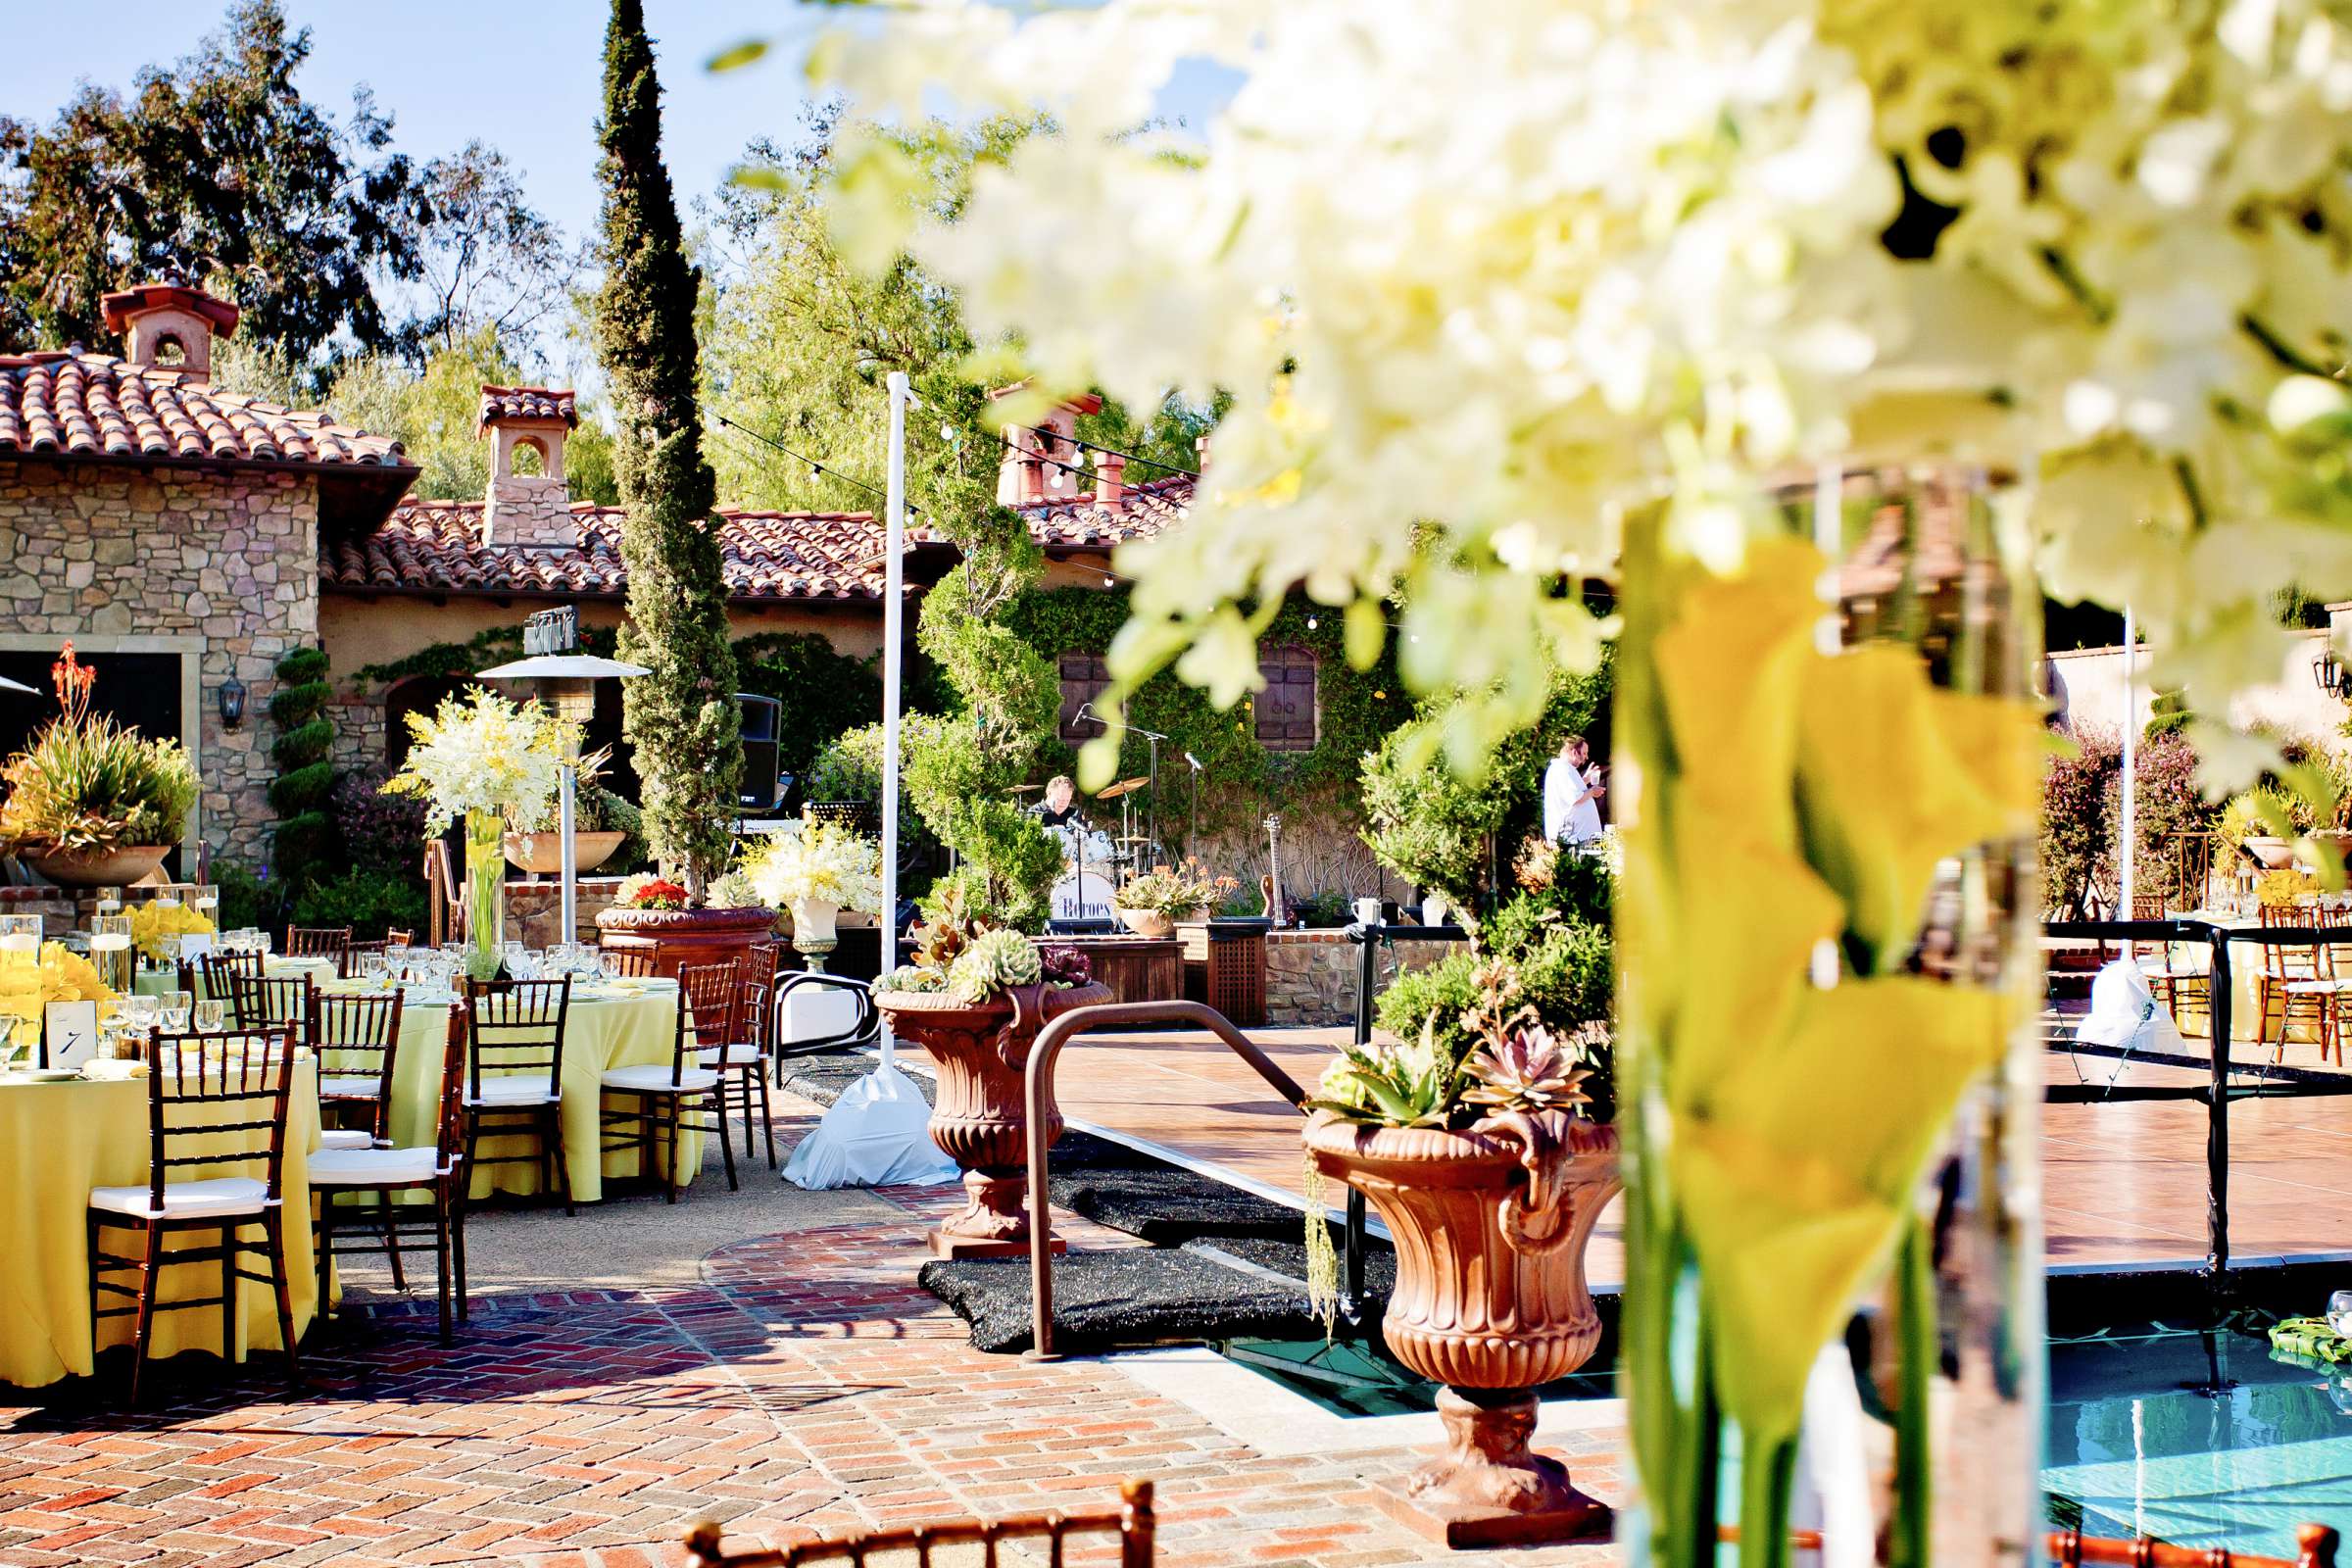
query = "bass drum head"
xmin=1051 ymin=871 xmax=1116 ymax=922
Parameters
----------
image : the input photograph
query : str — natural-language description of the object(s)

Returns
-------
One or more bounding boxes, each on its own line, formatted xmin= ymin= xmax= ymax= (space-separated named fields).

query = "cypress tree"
xmin=594 ymin=0 xmax=741 ymax=900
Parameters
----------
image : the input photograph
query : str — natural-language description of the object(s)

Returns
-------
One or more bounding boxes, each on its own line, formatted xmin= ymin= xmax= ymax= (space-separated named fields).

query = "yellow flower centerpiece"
xmin=0 ymin=940 xmax=114 ymax=1065
xmin=127 ymin=899 xmax=215 ymax=963
xmin=382 ymin=689 xmax=580 ymax=980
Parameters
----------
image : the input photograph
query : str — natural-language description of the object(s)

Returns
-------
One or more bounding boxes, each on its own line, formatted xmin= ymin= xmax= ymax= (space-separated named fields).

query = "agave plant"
xmin=1304 ymin=1019 xmax=1470 ymax=1130
xmin=0 ymin=645 xmax=200 ymax=854
xmin=947 ymin=928 xmax=1045 ymax=1002
xmin=1463 ymin=1023 xmax=1592 ymax=1115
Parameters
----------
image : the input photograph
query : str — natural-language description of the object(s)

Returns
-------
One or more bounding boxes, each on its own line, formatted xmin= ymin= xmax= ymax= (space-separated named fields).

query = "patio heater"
xmin=478 ymin=607 xmax=648 ymax=946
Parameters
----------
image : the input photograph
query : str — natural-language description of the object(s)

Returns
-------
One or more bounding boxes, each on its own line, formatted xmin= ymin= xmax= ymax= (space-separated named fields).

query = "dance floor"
xmin=1032 ymin=1023 xmax=2352 ymax=1281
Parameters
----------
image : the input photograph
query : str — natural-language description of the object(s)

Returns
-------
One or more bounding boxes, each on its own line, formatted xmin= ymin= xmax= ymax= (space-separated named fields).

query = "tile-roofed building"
xmin=478 ymin=385 xmax=577 ymax=428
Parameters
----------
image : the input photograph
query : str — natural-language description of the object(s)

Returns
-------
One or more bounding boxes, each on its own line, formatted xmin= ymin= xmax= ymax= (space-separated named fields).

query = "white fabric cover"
xmin=463 ymin=1074 xmax=559 ymax=1106
xmin=319 ymin=1074 xmax=383 ymax=1099
xmin=2077 ymin=958 xmax=2186 ymax=1056
xmin=309 ymin=1145 xmax=443 ymax=1186
xmin=318 ymin=1129 xmax=375 ymax=1151
xmin=781 ymin=987 xmax=861 ymax=1046
xmin=89 ymin=1176 xmax=272 ymax=1220
xmin=601 ymin=1062 xmax=719 ymax=1093
xmin=784 ymin=1058 xmax=957 ymax=1190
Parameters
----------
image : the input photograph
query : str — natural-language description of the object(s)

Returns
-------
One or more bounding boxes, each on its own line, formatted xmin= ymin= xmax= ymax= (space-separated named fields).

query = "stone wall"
xmin=1263 ymin=927 xmax=1459 ymax=1028
xmin=0 ymin=460 xmax=318 ymax=869
xmin=501 ymin=876 xmax=626 ymax=948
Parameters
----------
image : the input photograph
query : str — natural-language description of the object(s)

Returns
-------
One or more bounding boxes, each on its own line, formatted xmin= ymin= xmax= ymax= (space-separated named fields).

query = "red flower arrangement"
xmin=624 ymin=877 xmax=690 ymax=911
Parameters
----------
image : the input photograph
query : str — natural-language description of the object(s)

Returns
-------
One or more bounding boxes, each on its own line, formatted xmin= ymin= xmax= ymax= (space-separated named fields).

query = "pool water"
xmin=2046 ymin=1315 xmax=2352 ymax=1555
xmin=1223 ymin=1312 xmax=2352 ymax=1556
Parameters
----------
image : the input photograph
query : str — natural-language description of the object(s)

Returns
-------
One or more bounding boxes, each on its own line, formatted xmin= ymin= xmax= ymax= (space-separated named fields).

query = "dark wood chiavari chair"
xmin=227 ymin=972 xmax=318 ymax=1039
xmin=311 ymin=990 xmax=405 ymax=1141
xmin=385 ymin=929 xmax=414 ymax=951
xmin=595 ymin=943 xmax=657 ymax=978
xmin=2259 ymin=904 xmax=2338 ymax=1062
xmin=713 ymin=974 xmax=778 ymax=1168
xmin=600 ymin=960 xmax=739 ymax=1200
xmin=86 ymin=1023 xmax=302 ymax=1406
xmin=685 ymin=1480 xmax=1155 ymax=1568
xmin=461 ymin=976 xmax=575 ymax=1212
xmin=185 ymin=947 xmax=265 ymax=1004
xmin=285 ymin=925 xmax=356 ymax=977
xmin=312 ymin=1002 xmax=471 ymax=1345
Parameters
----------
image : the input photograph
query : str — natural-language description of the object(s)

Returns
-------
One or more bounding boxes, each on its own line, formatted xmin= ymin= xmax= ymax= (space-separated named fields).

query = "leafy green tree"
xmin=0 ymin=1 xmax=425 ymax=373
xmin=594 ymin=0 xmax=740 ymax=901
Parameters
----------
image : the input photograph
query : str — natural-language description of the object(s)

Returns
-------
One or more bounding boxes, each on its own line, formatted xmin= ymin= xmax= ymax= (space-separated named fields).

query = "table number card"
xmin=177 ymin=932 xmax=215 ymax=961
xmin=45 ymin=1001 xmax=99 ymax=1070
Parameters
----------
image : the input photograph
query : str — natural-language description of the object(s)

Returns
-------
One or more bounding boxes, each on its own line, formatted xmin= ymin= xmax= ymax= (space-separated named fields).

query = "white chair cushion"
xmin=696 ymin=1043 xmax=765 ymax=1067
xmin=318 ymin=1128 xmax=375 ymax=1151
xmin=310 ymin=1145 xmax=444 ymax=1186
xmin=464 ymin=1074 xmax=560 ymax=1106
xmin=319 ymin=1074 xmax=383 ymax=1099
xmin=89 ymin=1177 xmax=272 ymax=1220
xmin=602 ymin=1062 xmax=719 ymax=1094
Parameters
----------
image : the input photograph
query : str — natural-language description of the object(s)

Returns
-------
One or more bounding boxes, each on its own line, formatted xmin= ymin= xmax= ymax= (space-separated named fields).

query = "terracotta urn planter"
xmin=22 ymin=845 xmax=172 ymax=888
xmin=505 ymin=830 xmax=625 ymax=876
xmin=595 ymin=905 xmax=779 ymax=980
xmin=877 ymin=980 xmax=1113 ymax=1258
xmin=1304 ymin=1109 xmax=1622 ymax=1548
xmin=1116 ymin=907 xmax=1175 ymax=939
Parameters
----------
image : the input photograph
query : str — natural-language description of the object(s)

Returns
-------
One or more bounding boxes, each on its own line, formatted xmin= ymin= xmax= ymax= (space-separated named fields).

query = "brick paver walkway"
xmin=0 ymin=1191 xmax=1625 ymax=1568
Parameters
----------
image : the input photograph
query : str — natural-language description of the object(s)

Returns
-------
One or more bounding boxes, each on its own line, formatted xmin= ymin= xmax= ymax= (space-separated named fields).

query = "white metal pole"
xmin=2121 ymin=607 xmax=2136 ymax=919
xmin=880 ymin=372 xmax=908 ymax=1068
xmin=559 ymin=763 xmax=578 ymax=947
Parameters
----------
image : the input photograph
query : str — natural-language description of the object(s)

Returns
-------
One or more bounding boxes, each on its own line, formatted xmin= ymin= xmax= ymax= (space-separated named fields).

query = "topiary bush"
xmin=268 ymin=645 xmax=335 ymax=893
xmin=290 ymin=866 xmax=429 ymax=941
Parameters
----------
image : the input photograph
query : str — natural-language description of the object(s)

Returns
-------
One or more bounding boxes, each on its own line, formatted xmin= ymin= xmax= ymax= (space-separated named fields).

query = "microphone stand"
xmin=1079 ymin=703 xmax=1171 ymax=873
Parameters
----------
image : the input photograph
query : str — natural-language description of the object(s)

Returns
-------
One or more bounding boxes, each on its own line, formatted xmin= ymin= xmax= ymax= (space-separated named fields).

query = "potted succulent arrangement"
xmin=743 ymin=816 xmax=884 ymax=972
xmin=1111 ymin=859 xmax=1232 ymax=939
xmin=382 ymin=687 xmax=578 ymax=980
xmin=1304 ymin=960 xmax=1620 ymax=1546
xmin=0 ymin=644 xmax=201 ymax=888
xmin=873 ymin=892 xmax=1110 ymax=1257
xmin=504 ymin=748 xmax=631 ymax=876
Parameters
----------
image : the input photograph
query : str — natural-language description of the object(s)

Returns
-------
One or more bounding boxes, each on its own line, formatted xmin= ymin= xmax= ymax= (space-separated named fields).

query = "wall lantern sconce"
xmin=217 ymin=674 xmax=247 ymax=729
xmin=2316 ymin=648 xmax=2352 ymax=702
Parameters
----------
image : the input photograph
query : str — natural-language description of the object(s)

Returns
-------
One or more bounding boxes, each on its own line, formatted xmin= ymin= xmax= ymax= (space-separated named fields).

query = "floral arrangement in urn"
xmin=742 ymin=818 xmax=884 ymax=915
xmin=0 ymin=645 xmax=200 ymax=885
xmin=381 ymin=688 xmax=581 ymax=978
xmin=616 ymin=874 xmax=691 ymax=911
xmin=1111 ymin=859 xmax=1234 ymax=937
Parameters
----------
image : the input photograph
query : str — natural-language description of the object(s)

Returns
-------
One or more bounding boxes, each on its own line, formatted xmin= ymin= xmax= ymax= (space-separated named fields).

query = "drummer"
xmin=1039 ymin=774 xmax=1081 ymax=827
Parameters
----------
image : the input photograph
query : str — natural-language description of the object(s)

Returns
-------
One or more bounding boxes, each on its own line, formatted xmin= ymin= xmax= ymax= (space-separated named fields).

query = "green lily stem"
xmin=1738 ymin=1427 xmax=1798 ymax=1568
xmin=1890 ymin=1214 xmax=1936 ymax=1568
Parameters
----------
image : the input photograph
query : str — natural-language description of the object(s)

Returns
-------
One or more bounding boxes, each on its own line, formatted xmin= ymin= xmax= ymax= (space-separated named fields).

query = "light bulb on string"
xmin=1305 ymin=616 xmax=1318 ymax=630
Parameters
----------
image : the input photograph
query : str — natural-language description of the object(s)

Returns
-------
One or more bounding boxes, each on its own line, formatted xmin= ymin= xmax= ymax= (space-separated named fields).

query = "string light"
xmin=1010 ymin=421 xmax=1202 ymax=479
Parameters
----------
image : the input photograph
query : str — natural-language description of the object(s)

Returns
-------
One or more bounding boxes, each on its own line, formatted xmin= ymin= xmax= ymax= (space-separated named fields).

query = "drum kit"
xmin=1019 ymin=776 xmax=1164 ymax=922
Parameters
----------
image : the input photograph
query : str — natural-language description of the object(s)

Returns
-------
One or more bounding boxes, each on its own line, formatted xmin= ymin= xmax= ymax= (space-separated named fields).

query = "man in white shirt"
xmin=1542 ymin=735 xmax=1605 ymax=846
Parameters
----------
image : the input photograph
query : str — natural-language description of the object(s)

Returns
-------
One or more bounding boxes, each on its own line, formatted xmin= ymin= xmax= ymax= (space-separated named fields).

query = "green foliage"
xmin=1002 ymin=587 xmax=1408 ymax=827
xmin=277 ymin=647 xmax=329 ymax=685
xmin=1359 ymin=653 xmax=1612 ymax=921
xmin=268 ymin=760 xmax=334 ymax=816
xmin=578 ymin=784 xmax=648 ymax=873
xmin=268 ymin=681 xmax=331 ymax=730
xmin=946 ymin=926 xmax=1044 ymax=1000
xmin=271 ymin=812 xmax=334 ymax=885
xmin=290 ymin=866 xmax=429 ymax=942
xmin=597 ymin=0 xmax=741 ymax=899
xmin=2145 ymin=687 xmax=2192 ymax=740
xmin=213 ymin=861 xmax=272 ymax=934
xmin=731 ymin=632 xmax=881 ymax=780
xmin=265 ymin=646 xmax=335 ymax=891
xmin=806 ymin=723 xmax=888 ymax=802
xmin=0 ymin=701 xmax=200 ymax=853
xmin=1305 ymin=1026 xmax=1468 ymax=1130
xmin=270 ymin=719 xmax=334 ymax=770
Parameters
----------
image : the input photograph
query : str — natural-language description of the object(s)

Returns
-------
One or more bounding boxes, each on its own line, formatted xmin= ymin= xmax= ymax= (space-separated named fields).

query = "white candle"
xmin=0 ymin=934 xmax=39 ymax=954
xmin=89 ymin=933 xmax=131 ymax=952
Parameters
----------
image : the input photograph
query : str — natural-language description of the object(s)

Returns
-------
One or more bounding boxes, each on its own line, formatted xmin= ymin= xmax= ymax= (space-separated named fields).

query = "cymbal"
xmin=1095 ymin=776 xmax=1152 ymax=799
xmin=1005 ymin=783 xmax=1044 ymax=793
xmin=1116 ymin=835 xmax=1155 ymax=843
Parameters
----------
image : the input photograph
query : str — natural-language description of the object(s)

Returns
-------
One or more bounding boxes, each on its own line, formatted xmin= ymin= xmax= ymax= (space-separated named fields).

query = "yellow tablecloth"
xmin=135 ymin=955 xmax=338 ymax=1003
xmin=323 ymin=980 xmax=698 ymax=1203
xmin=0 ymin=1060 xmax=320 ymax=1389
xmin=2148 ymin=911 xmax=2329 ymax=1049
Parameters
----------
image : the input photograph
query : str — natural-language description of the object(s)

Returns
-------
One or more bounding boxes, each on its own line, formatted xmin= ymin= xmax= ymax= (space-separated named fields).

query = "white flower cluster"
xmin=808 ymin=0 xmax=2352 ymax=784
xmin=381 ymin=688 xmax=581 ymax=837
xmin=743 ymin=818 xmax=886 ymax=914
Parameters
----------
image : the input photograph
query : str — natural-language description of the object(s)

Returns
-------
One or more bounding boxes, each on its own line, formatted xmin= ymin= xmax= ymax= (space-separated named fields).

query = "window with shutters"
xmin=1057 ymin=653 xmax=1112 ymax=741
xmin=1254 ymin=644 xmax=1319 ymax=751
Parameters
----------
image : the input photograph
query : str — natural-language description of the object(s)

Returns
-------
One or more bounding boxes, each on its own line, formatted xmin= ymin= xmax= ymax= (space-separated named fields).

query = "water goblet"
xmin=194 ymin=999 xmax=226 ymax=1032
xmin=159 ymin=989 xmax=193 ymax=1034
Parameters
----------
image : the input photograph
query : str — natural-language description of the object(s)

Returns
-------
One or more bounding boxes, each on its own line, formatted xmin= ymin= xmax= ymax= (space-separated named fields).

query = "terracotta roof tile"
xmin=478 ymin=385 xmax=577 ymax=428
xmin=0 ymin=350 xmax=409 ymax=471
xmin=322 ymin=473 xmax=1197 ymax=603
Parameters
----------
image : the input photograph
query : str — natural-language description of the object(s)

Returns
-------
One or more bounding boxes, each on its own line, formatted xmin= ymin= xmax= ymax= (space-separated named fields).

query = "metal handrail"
xmin=1022 ymin=1000 xmax=1308 ymax=1360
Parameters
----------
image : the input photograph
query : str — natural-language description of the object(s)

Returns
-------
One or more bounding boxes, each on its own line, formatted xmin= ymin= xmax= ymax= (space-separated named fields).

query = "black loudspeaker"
xmin=737 ymin=693 xmax=782 ymax=810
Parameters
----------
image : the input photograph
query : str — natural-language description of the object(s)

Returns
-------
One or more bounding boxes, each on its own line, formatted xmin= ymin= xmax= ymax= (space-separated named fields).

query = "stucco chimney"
xmin=477 ymin=385 xmax=578 ymax=549
xmin=1094 ymin=450 xmax=1126 ymax=514
xmin=988 ymin=383 xmax=1102 ymax=506
xmin=99 ymin=284 xmax=240 ymax=382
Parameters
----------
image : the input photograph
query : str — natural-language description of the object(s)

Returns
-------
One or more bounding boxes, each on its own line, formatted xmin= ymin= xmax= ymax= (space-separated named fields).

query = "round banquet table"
xmin=136 ymin=955 xmax=339 ymax=1003
xmin=2142 ymin=909 xmax=2327 ymax=1049
xmin=321 ymin=978 xmax=701 ymax=1203
xmin=0 ymin=1059 xmax=321 ymax=1389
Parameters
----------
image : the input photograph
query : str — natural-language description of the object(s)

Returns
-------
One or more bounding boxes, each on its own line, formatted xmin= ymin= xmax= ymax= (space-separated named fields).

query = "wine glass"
xmin=194 ymin=999 xmax=226 ymax=1032
xmin=159 ymin=989 xmax=193 ymax=1034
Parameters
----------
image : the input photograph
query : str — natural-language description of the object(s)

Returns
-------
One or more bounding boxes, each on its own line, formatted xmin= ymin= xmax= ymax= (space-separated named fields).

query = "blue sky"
xmin=3 ymin=2 xmax=1237 ymax=255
